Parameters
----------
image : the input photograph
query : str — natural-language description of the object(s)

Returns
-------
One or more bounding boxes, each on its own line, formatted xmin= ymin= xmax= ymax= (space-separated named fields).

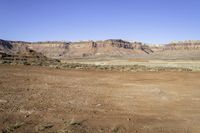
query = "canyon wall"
xmin=25 ymin=39 xmax=153 ymax=59
xmin=1 ymin=39 xmax=200 ymax=60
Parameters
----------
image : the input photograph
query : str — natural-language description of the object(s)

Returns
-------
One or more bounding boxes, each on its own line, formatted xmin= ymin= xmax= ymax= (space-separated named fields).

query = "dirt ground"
xmin=0 ymin=64 xmax=200 ymax=133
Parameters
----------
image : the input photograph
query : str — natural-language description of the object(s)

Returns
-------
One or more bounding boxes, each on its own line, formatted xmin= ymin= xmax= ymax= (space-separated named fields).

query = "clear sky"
xmin=0 ymin=0 xmax=200 ymax=44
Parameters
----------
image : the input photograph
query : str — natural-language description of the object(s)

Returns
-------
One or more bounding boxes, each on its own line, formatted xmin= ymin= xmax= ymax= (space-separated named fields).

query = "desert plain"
xmin=0 ymin=64 xmax=200 ymax=133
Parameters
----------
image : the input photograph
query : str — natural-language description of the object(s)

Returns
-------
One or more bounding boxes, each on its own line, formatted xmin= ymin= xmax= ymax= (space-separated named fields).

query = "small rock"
xmin=25 ymin=114 xmax=30 ymax=118
xmin=96 ymin=104 xmax=102 ymax=107
xmin=0 ymin=99 xmax=8 ymax=103
xmin=36 ymin=123 xmax=54 ymax=131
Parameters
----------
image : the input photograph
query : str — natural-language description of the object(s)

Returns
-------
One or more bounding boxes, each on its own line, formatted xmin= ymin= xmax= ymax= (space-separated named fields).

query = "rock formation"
xmin=25 ymin=39 xmax=153 ymax=59
xmin=164 ymin=41 xmax=200 ymax=50
xmin=1 ymin=39 xmax=200 ymax=60
xmin=0 ymin=39 xmax=60 ymax=65
xmin=149 ymin=41 xmax=200 ymax=60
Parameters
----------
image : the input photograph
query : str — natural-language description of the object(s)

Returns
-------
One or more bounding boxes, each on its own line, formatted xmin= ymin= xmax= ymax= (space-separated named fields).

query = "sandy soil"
xmin=0 ymin=65 xmax=200 ymax=133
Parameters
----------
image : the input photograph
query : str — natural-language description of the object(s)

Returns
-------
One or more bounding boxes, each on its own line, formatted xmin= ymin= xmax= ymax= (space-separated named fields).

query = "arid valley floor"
xmin=0 ymin=65 xmax=200 ymax=133
xmin=1 ymin=0 xmax=200 ymax=132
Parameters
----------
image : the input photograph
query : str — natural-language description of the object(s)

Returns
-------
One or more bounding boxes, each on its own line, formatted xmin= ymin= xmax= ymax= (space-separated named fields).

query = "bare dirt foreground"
xmin=0 ymin=65 xmax=200 ymax=133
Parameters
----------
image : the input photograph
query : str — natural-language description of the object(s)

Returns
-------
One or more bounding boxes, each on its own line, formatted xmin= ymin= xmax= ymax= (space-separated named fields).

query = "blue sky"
xmin=0 ymin=0 xmax=200 ymax=44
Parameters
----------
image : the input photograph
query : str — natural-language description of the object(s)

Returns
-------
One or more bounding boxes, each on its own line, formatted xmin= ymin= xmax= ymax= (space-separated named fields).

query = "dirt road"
xmin=0 ymin=65 xmax=200 ymax=133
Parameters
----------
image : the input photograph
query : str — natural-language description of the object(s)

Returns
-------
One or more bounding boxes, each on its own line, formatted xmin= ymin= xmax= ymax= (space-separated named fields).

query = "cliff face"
xmin=149 ymin=41 xmax=200 ymax=60
xmin=2 ymin=39 xmax=200 ymax=60
xmin=27 ymin=42 xmax=70 ymax=59
xmin=93 ymin=40 xmax=152 ymax=56
xmin=164 ymin=41 xmax=200 ymax=50
xmin=25 ymin=39 xmax=153 ymax=59
xmin=0 ymin=39 xmax=32 ymax=55
xmin=0 ymin=39 xmax=13 ymax=53
xmin=0 ymin=39 xmax=56 ymax=65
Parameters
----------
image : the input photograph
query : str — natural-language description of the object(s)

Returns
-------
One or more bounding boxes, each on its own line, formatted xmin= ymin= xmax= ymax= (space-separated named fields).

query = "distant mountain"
xmin=0 ymin=39 xmax=35 ymax=55
xmin=0 ymin=39 xmax=59 ymax=65
xmin=149 ymin=41 xmax=200 ymax=60
xmin=1 ymin=39 xmax=200 ymax=60
xmin=26 ymin=39 xmax=153 ymax=59
xmin=164 ymin=40 xmax=200 ymax=50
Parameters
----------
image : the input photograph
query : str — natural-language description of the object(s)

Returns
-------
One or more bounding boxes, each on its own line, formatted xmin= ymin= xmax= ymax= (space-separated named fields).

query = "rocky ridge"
xmin=164 ymin=40 xmax=200 ymax=50
xmin=24 ymin=39 xmax=153 ymax=59
xmin=0 ymin=39 xmax=60 ymax=65
xmin=1 ymin=39 xmax=200 ymax=60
